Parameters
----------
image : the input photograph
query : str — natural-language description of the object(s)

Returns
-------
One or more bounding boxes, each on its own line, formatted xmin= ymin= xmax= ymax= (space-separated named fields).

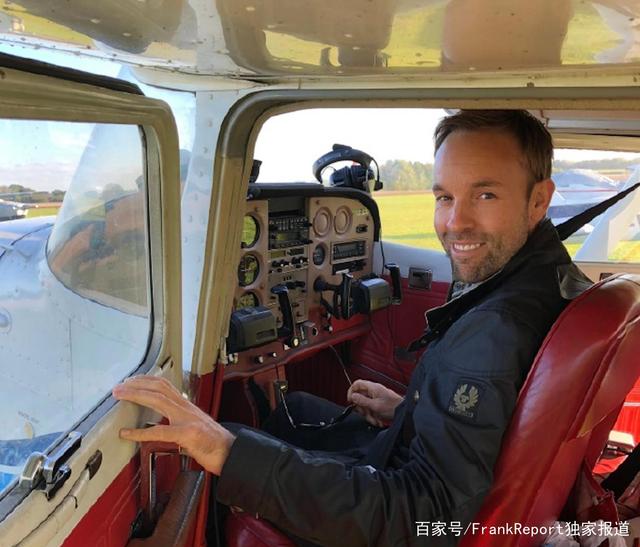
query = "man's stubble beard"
xmin=442 ymin=216 xmax=530 ymax=284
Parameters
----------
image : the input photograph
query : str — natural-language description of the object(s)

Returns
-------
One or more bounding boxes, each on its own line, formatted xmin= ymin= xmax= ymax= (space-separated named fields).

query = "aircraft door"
xmin=0 ymin=59 xmax=184 ymax=545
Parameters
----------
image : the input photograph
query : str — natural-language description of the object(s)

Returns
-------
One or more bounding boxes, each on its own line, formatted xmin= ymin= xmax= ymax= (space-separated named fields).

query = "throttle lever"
xmin=385 ymin=263 xmax=402 ymax=305
xmin=339 ymin=272 xmax=353 ymax=320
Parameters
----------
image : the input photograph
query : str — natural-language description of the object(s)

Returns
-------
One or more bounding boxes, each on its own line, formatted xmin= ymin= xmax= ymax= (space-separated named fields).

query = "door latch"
xmin=19 ymin=431 xmax=82 ymax=500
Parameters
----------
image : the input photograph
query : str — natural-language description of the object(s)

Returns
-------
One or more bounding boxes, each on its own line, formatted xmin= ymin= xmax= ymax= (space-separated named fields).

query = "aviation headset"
xmin=312 ymin=144 xmax=383 ymax=192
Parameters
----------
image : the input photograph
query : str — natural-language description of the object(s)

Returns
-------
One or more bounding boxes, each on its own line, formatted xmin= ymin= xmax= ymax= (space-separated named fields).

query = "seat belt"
xmin=556 ymin=181 xmax=640 ymax=241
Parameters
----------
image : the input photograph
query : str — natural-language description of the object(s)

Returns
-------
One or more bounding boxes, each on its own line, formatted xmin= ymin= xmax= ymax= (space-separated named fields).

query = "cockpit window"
xmin=0 ymin=120 xmax=150 ymax=496
xmin=553 ymin=149 xmax=640 ymax=263
xmin=254 ymin=108 xmax=447 ymax=185
xmin=253 ymin=108 xmax=449 ymax=250
xmin=255 ymin=109 xmax=640 ymax=264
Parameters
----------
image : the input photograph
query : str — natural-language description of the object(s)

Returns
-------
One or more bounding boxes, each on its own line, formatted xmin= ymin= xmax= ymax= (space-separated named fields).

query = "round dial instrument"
xmin=312 ymin=208 xmax=331 ymax=237
xmin=238 ymin=254 xmax=259 ymax=286
xmin=241 ymin=215 xmax=259 ymax=248
xmin=313 ymin=244 xmax=326 ymax=266
xmin=334 ymin=206 xmax=352 ymax=234
xmin=237 ymin=292 xmax=259 ymax=309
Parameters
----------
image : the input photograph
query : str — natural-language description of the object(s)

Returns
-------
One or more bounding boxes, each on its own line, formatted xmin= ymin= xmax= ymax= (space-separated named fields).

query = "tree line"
xmin=0 ymin=184 xmax=65 ymax=203
xmin=379 ymin=160 xmax=434 ymax=191
xmin=378 ymin=157 xmax=638 ymax=191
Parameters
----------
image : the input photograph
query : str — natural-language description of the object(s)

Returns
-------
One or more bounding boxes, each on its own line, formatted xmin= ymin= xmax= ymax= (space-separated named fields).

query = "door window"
xmin=0 ymin=120 xmax=150 ymax=496
xmin=552 ymin=150 xmax=640 ymax=263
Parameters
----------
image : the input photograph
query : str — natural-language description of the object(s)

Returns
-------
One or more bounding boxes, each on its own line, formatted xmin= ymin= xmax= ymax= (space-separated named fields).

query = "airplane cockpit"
xmin=220 ymin=147 xmax=400 ymax=420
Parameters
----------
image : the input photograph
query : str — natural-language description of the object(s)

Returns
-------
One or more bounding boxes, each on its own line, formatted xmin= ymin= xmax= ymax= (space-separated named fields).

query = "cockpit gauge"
xmin=312 ymin=208 xmax=331 ymax=237
xmin=334 ymin=206 xmax=352 ymax=234
xmin=241 ymin=215 xmax=260 ymax=248
xmin=238 ymin=254 xmax=260 ymax=286
xmin=237 ymin=292 xmax=259 ymax=309
xmin=312 ymin=244 xmax=326 ymax=266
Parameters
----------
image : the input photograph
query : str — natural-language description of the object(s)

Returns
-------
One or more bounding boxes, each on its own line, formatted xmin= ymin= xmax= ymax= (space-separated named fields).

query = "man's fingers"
xmin=349 ymin=392 xmax=371 ymax=408
xmin=351 ymin=392 xmax=383 ymax=413
xmin=347 ymin=380 xmax=366 ymax=400
xmin=351 ymin=394 xmax=384 ymax=426
xmin=120 ymin=376 xmax=184 ymax=404
xmin=348 ymin=380 xmax=376 ymax=400
xmin=113 ymin=385 xmax=182 ymax=419
xmin=119 ymin=423 xmax=185 ymax=444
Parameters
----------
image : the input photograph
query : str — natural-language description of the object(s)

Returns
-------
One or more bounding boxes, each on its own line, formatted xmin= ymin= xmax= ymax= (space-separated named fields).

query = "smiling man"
xmin=433 ymin=112 xmax=557 ymax=287
xmin=113 ymin=110 xmax=592 ymax=546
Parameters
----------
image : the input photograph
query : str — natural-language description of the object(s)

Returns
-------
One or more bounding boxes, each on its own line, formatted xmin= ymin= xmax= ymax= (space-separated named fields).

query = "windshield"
xmin=255 ymin=108 xmax=640 ymax=262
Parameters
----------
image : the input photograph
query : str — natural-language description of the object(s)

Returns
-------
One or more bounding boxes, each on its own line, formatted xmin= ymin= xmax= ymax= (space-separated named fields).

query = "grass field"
xmin=26 ymin=207 xmax=59 ymax=218
xmin=375 ymin=192 xmax=640 ymax=262
xmin=265 ymin=0 xmax=618 ymax=70
xmin=376 ymin=192 xmax=442 ymax=250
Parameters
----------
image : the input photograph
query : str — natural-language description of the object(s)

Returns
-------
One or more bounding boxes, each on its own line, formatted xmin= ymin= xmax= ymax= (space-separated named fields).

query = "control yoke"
xmin=314 ymin=273 xmax=353 ymax=320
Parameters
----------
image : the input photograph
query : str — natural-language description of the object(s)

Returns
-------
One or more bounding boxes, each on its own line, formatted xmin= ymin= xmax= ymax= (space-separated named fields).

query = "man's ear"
xmin=528 ymin=178 xmax=555 ymax=229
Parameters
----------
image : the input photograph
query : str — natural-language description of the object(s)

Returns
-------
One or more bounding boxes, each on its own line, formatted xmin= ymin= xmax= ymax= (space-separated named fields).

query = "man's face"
xmin=433 ymin=129 xmax=537 ymax=284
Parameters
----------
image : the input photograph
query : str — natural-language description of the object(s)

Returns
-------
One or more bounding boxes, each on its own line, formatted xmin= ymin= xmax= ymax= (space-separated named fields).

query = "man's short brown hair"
xmin=434 ymin=110 xmax=553 ymax=193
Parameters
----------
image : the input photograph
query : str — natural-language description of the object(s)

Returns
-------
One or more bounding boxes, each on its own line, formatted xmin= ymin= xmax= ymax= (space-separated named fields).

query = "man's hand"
xmin=347 ymin=380 xmax=403 ymax=427
xmin=112 ymin=376 xmax=234 ymax=476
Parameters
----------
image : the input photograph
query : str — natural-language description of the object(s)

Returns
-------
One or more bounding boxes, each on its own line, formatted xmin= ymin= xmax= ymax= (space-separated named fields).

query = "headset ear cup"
xmin=328 ymin=166 xmax=350 ymax=187
xmin=312 ymin=149 xmax=342 ymax=182
xmin=330 ymin=165 xmax=371 ymax=190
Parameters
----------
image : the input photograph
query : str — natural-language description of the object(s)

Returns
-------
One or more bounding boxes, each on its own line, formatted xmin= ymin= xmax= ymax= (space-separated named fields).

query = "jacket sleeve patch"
xmin=447 ymin=381 xmax=484 ymax=420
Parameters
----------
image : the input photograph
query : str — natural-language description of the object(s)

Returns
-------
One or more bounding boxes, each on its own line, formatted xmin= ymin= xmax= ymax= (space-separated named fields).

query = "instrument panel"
xmin=236 ymin=195 xmax=374 ymax=319
xmin=231 ymin=193 xmax=376 ymax=371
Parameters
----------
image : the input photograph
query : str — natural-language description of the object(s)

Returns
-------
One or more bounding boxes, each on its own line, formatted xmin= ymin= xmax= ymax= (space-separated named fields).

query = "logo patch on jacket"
xmin=448 ymin=382 xmax=481 ymax=419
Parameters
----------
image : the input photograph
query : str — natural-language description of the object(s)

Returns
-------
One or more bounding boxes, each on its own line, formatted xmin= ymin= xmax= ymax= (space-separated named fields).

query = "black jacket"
xmin=217 ymin=219 xmax=592 ymax=546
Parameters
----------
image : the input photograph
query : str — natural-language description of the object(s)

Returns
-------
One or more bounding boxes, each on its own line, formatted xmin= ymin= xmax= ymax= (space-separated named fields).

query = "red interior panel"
xmin=612 ymin=381 xmax=640 ymax=442
xmin=285 ymin=347 xmax=353 ymax=406
xmin=64 ymin=371 xmax=218 ymax=547
xmin=62 ymin=459 xmax=140 ymax=547
xmin=226 ymin=511 xmax=295 ymax=547
xmin=350 ymin=278 xmax=449 ymax=384
xmin=218 ymin=379 xmax=261 ymax=427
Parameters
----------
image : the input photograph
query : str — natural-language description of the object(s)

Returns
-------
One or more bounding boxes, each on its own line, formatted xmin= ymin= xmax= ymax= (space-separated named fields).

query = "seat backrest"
xmin=462 ymin=273 xmax=640 ymax=547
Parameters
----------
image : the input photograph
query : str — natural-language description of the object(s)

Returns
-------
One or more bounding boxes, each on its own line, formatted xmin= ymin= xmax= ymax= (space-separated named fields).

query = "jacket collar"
xmin=408 ymin=219 xmax=571 ymax=350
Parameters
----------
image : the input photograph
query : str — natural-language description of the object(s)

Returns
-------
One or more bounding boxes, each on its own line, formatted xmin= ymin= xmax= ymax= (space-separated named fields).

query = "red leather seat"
xmin=461 ymin=273 xmax=640 ymax=546
xmin=226 ymin=511 xmax=296 ymax=547
xmin=226 ymin=274 xmax=640 ymax=547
